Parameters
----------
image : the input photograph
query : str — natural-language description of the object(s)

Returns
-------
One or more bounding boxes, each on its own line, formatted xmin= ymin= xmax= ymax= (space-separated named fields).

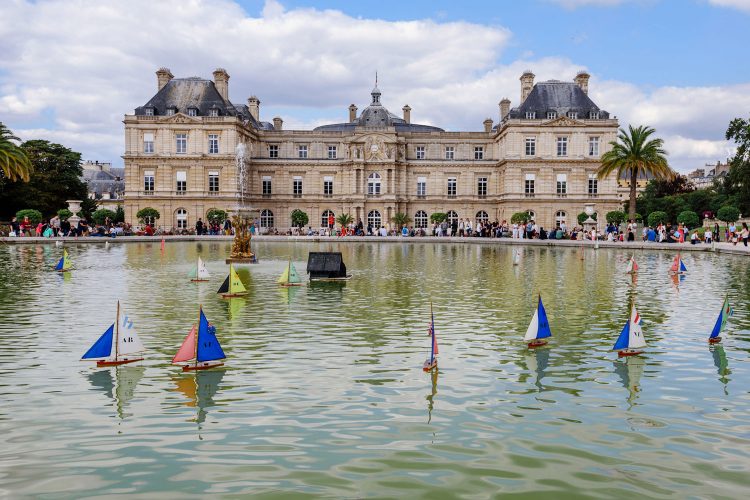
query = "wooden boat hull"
xmin=220 ymin=292 xmax=247 ymax=298
xmin=190 ymin=279 xmax=210 ymax=282
xmin=527 ymin=339 xmax=548 ymax=348
xmin=617 ymin=349 xmax=643 ymax=357
xmin=97 ymin=357 xmax=143 ymax=367
xmin=278 ymin=283 xmax=302 ymax=287
xmin=182 ymin=361 xmax=224 ymax=371
xmin=708 ymin=336 xmax=722 ymax=344
xmin=422 ymin=359 xmax=437 ymax=372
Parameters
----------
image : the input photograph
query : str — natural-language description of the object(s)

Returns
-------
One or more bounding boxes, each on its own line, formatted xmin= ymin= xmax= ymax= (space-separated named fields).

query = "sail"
xmin=429 ymin=305 xmax=438 ymax=363
xmin=670 ymin=255 xmax=679 ymax=273
xmin=197 ymin=257 xmax=210 ymax=279
xmin=513 ymin=250 xmax=520 ymax=265
xmin=188 ymin=264 xmax=198 ymax=279
xmin=710 ymin=297 xmax=733 ymax=339
xmin=173 ymin=325 xmax=196 ymax=364
xmin=524 ymin=309 xmax=539 ymax=341
xmin=55 ymin=249 xmax=71 ymax=271
xmin=679 ymin=258 xmax=687 ymax=273
xmin=536 ymin=296 xmax=552 ymax=339
xmin=613 ymin=319 xmax=630 ymax=351
xmin=229 ymin=265 xmax=246 ymax=294
xmin=196 ymin=309 xmax=226 ymax=362
xmin=288 ymin=262 xmax=302 ymax=284
xmin=628 ymin=307 xmax=646 ymax=349
xmin=117 ymin=306 xmax=145 ymax=355
xmin=217 ymin=275 xmax=230 ymax=294
xmin=82 ymin=324 xmax=115 ymax=360
xmin=277 ymin=262 xmax=290 ymax=284
xmin=626 ymin=256 xmax=638 ymax=273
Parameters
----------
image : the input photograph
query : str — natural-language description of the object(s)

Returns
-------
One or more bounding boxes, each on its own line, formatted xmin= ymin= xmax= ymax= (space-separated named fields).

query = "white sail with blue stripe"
xmin=524 ymin=295 xmax=552 ymax=347
xmin=613 ymin=305 xmax=646 ymax=356
xmin=709 ymin=296 xmax=733 ymax=344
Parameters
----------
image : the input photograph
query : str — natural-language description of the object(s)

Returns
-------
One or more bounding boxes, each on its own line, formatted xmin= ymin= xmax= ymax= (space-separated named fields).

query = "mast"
xmin=114 ymin=300 xmax=120 ymax=361
xmin=430 ymin=301 xmax=434 ymax=363
xmin=195 ymin=305 xmax=201 ymax=369
xmin=288 ymin=259 xmax=291 ymax=284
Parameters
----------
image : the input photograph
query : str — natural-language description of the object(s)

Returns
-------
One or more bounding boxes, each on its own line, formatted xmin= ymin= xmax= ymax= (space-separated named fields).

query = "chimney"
xmin=520 ymin=70 xmax=535 ymax=103
xmin=349 ymin=104 xmax=358 ymax=123
xmin=575 ymin=71 xmax=590 ymax=95
xmin=499 ymin=98 xmax=511 ymax=121
xmin=247 ymin=96 xmax=260 ymax=121
xmin=213 ymin=68 xmax=230 ymax=101
xmin=402 ymin=104 xmax=411 ymax=124
xmin=273 ymin=116 xmax=283 ymax=131
xmin=156 ymin=67 xmax=173 ymax=91
xmin=483 ymin=118 xmax=493 ymax=133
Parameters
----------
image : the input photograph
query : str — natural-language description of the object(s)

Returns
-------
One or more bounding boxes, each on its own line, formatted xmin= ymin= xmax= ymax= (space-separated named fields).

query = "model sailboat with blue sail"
xmin=54 ymin=249 xmax=72 ymax=272
xmin=613 ymin=304 xmax=646 ymax=357
xmin=709 ymin=296 xmax=733 ymax=344
xmin=172 ymin=306 xmax=226 ymax=371
xmin=669 ymin=253 xmax=687 ymax=274
xmin=423 ymin=302 xmax=438 ymax=371
xmin=524 ymin=295 xmax=552 ymax=348
xmin=81 ymin=301 xmax=145 ymax=366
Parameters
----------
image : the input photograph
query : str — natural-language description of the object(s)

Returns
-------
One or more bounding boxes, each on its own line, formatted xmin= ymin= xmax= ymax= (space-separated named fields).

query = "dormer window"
xmin=144 ymin=107 xmax=154 ymax=116
xmin=590 ymin=111 xmax=600 ymax=119
xmin=547 ymin=111 xmax=557 ymax=120
xmin=166 ymin=106 xmax=176 ymax=116
xmin=525 ymin=112 xmax=536 ymax=119
xmin=209 ymin=108 xmax=219 ymax=117
xmin=187 ymin=107 xmax=198 ymax=117
xmin=567 ymin=112 xmax=578 ymax=119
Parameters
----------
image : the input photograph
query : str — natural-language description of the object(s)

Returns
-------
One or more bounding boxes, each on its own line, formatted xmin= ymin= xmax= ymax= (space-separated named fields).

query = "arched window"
xmin=414 ymin=210 xmax=428 ymax=228
xmin=476 ymin=210 xmax=489 ymax=224
xmin=260 ymin=209 xmax=274 ymax=228
xmin=367 ymin=172 xmax=381 ymax=196
xmin=367 ymin=210 xmax=381 ymax=229
xmin=555 ymin=210 xmax=566 ymax=228
xmin=446 ymin=210 xmax=459 ymax=225
xmin=176 ymin=209 xmax=188 ymax=229
xmin=526 ymin=210 xmax=536 ymax=222
xmin=321 ymin=209 xmax=335 ymax=227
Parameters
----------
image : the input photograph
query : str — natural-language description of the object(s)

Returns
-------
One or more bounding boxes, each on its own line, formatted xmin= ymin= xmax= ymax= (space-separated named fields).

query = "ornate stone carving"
xmin=362 ymin=134 xmax=393 ymax=161
xmin=542 ymin=116 xmax=584 ymax=127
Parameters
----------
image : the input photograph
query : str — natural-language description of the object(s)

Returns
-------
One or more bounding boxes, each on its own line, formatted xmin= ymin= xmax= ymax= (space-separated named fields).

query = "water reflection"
xmin=86 ymin=366 xmax=145 ymax=419
xmin=276 ymin=285 xmax=300 ymax=306
xmin=710 ymin=345 xmax=731 ymax=394
xmin=224 ymin=297 xmax=245 ymax=320
xmin=426 ymin=368 xmax=438 ymax=424
xmin=523 ymin=348 xmax=550 ymax=392
xmin=613 ymin=356 xmax=645 ymax=408
xmin=171 ymin=369 xmax=225 ymax=426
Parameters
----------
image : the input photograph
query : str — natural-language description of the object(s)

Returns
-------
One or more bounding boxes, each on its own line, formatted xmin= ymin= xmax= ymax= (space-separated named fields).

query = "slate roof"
xmin=83 ymin=168 xmax=125 ymax=197
xmin=507 ymin=80 xmax=610 ymax=120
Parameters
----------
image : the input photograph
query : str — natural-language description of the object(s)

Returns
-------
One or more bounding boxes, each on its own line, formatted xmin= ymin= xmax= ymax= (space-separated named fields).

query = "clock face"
xmin=370 ymin=144 xmax=379 ymax=152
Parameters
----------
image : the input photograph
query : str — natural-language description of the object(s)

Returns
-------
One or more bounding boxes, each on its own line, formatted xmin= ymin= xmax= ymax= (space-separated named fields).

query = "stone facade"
xmin=124 ymin=68 xmax=622 ymax=232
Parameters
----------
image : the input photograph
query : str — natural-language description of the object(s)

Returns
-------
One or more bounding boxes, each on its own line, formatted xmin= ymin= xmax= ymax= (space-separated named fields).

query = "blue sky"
xmin=1 ymin=0 xmax=749 ymax=171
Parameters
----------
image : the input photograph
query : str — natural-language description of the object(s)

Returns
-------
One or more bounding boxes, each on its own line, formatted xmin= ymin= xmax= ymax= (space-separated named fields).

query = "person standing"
xmin=742 ymin=223 xmax=749 ymax=247
xmin=714 ymin=222 xmax=720 ymax=242
xmin=195 ymin=218 xmax=204 ymax=235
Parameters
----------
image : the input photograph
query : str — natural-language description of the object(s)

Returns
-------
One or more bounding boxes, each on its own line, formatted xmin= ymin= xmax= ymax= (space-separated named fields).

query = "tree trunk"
xmin=629 ymin=169 xmax=638 ymax=223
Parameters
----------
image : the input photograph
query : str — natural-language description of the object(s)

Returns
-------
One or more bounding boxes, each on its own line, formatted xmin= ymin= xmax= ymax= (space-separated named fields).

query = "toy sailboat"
xmin=625 ymin=255 xmax=639 ymax=274
xmin=217 ymin=264 xmax=247 ymax=298
xmin=54 ymin=249 xmax=72 ymax=272
xmin=81 ymin=301 xmax=145 ymax=366
xmin=613 ymin=304 xmax=646 ymax=357
xmin=709 ymin=296 xmax=733 ymax=344
xmin=189 ymin=257 xmax=211 ymax=282
xmin=172 ymin=306 xmax=226 ymax=371
xmin=512 ymin=249 xmax=521 ymax=266
xmin=669 ymin=254 xmax=687 ymax=274
xmin=277 ymin=259 xmax=302 ymax=287
xmin=524 ymin=295 xmax=552 ymax=348
xmin=423 ymin=303 xmax=438 ymax=371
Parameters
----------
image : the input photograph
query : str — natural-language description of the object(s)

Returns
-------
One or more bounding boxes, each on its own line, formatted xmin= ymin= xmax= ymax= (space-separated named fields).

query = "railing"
xmin=447 ymin=194 xmax=457 ymax=199
xmin=588 ymin=193 xmax=598 ymax=198
xmin=524 ymin=193 xmax=535 ymax=198
xmin=262 ymin=193 xmax=272 ymax=198
xmin=293 ymin=194 xmax=302 ymax=198
xmin=175 ymin=191 xmax=187 ymax=195
xmin=556 ymin=193 xmax=568 ymax=198
xmin=477 ymin=194 xmax=487 ymax=199
xmin=366 ymin=193 xmax=381 ymax=198
xmin=142 ymin=191 xmax=154 ymax=196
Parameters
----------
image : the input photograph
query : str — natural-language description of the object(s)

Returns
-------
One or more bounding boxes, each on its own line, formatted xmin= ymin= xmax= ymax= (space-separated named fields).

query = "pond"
xmin=0 ymin=241 xmax=749 ymax=497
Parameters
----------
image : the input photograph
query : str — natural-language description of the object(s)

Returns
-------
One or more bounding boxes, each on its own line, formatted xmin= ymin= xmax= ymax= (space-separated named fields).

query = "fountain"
xmin=226 ymin=141 xmax=258 ymax=264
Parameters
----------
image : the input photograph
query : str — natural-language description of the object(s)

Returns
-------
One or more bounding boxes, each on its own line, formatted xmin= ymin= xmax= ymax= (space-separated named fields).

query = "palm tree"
xmin=0 ymin=122 xmax=32 ymax=182
xmin=336 ymin=213 xmax=354 ymax=228
xmin=390 ymin=212 xmax=411 ymax=228
xmin=597 ymin=125 xmax=673 ymax=223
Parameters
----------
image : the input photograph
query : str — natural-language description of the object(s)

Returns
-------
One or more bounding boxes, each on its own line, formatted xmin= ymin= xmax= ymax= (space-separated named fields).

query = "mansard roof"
xmin=508 ymin=80 xmax=610 ymax=119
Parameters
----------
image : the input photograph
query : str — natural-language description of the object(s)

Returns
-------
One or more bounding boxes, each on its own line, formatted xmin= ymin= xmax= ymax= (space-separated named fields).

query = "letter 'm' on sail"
xmin=82 ymin=324 xmax=115 ymax=360
xmin=196 ymin=310 xmax=225 ymax=362
xmin=173 ymin=325 xmax=196 ymax=364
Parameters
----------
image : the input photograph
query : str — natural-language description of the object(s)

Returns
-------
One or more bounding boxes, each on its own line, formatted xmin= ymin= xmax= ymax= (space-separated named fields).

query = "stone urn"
xmin=66 ymin=199 xmax=83 ymax=229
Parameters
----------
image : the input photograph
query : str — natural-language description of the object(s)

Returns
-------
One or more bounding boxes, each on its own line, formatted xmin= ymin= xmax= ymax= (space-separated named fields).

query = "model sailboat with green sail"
xmin=277 ymin=260 xmax=302 ymax=286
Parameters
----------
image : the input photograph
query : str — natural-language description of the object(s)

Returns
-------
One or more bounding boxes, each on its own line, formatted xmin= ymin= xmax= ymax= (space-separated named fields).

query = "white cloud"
xmin=708 ymin=0 xmax=750 ymax=12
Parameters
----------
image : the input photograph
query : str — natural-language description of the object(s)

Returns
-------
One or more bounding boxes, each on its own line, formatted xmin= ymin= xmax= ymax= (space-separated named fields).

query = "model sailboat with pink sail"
xmin=173 ymin=306 xmax=226 ymax=371
xmin=625 ymin=255 xmax=639 ymax=274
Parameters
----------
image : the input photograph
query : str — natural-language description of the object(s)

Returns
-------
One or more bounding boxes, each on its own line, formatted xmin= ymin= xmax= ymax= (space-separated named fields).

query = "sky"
xmin=1 ymin=0 xmax=749 ymax=172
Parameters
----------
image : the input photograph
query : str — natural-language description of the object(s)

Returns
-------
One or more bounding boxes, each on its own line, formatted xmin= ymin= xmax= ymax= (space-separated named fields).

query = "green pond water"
xmin=1 ymin=241 xmax=749 ymax=498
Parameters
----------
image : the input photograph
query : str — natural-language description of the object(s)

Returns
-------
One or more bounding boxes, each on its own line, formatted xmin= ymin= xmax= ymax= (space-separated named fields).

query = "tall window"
xmin=589 ymin=137 xmax=599 ymax=157
xmin=416 ymin=146 xmax=425 ymax=160
xmin=176 ymin=171 xmax=186 ymax=193
xmin=176 ymin=209 xmax=188 ymax=229
xmin=321 ymin=210 xmax=335 ymax=227
xmin=143 ymin=133 xmax=154 ymax=154
xmin=188 ymin=108 xmax=197 ymax=117
xmin=547 ymin=111 xmax=557 ymax=120
xmin=525 ymin=112 xmax=536 ymax=119
xmin=477 ymin=177 xmax=487 ymax=198
xmin=414 ymin=210 xmax=428 ymax=228
xmin=208 ymin=134 xmax=219 ymax=154
xmin=166 ymin=108 xmax=176 ymax=116
xmin=445 ymin=146 xmax=454 ymax=160
xmin=589 ymin=111 xmax=599 ymax=119
xmin=367 ymin=210 xmax=382 ymax=229
xmin=260 ymin=209 xmax=274 ymax=228
xmin=269 ymin=145 xmax=279 ymax=158
xmin=328 ymin=145 xmax=337 ymax=159
xmin=144 ymin=107 xmax=154 ymax=116
xmin=555 ymin=211 xmax=566 ymax=228
xmin=298 ymin=145 xmax=308 ymax=159
xmin=323 ymin=176 xmax=333 ymax=197
xmin=556 ymin=137 xmax=568 ymax=157
xmin=176 ymin=133 xmax=187 ymax=154
xmin=474 ymin=147 xmax=484 ymax=160
xmin=144 ymin=171 xmax=154 ymax=192
xmin=567 ymin=111 xmax=578 ymax=119
xmin=209 ymin=108 xmax=219 ymax=117
xmin=525 ymin=137 xmax=536 ymax=156
xmin=262 ymin=176 xmax=272 ymax=196
xmin=416 ymin=176 xmax=426 ymax=197
xmin=556 ymin=173 xmax=567 ymax=196
xmin=588 ymin=174 xmax=598 ymax=196
xmin=524 ymin=173 xmax=535 ymax=197
xmin=476 ymin=210 xmax=489 ymax=224
xmin=208 ymin=171 xmax=219 ymax=192
xmin=367 ymin=172 xmax=381 ymax=196
xmin=447 ymin=177 xmax=457 ymax=198
xmin=446 ymin=210 xmax=458 ymax=225
xmin=293 ymin=177 xmax=302 ymax=198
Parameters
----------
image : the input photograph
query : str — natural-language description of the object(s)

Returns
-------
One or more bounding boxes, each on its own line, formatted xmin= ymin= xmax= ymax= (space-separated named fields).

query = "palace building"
xmin=123 ymin=68 xmax=622 ymax=231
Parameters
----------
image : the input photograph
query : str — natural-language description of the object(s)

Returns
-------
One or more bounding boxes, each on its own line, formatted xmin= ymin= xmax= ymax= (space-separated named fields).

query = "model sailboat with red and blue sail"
xmin=423 ymin=303 xmax=438 ymax=371
xmin=81 ymin=301 xmax=145 ymax=366
xmin=669 ymin=253 xmax=687 ymax=274
xmin=524 ymin=295 xmax=552 ymax=348
xmin=173 ymin=306 xmax=226 ymax=371
xmin=625 ymin=255 xmax=639 ymax=274
xmin=709 ymin=296 xmax=733 ymax=344
xmin=613 ymin=304 xmax=646 ymax=357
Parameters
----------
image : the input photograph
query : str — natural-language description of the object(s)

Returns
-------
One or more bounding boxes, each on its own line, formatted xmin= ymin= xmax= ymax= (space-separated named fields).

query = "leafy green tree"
xmin=336 ymin=213 xmax=354 ymax=228
xmin=92 ymin=208 xmax=117 ymax=226
xmin=390 ymin=212 xmax=412 ymax=227
xmin=676 ymin=210 xmax=699 ymax=228
xmin=510 ymin=212 xmax=529 ymax=224
xmin=430 ymin=212 xmax=447 ymax=224
xmin=717 ymin=206 xmax=740 ymax=224
xmin=597 ymin=125 xmax=674 ymax=223
xmin=57 ymin=208 xmax=72 ymax=220
xmin=725 ymin=115 xmax=750 ymax=213
xmin=78 ymin=197 xmax=98 ymax=221
xmin=0 ymin=139 xmax=86 ymax=219
xmin=0 ymin=122 xmax=32 ymax=182
xmin=577 ymin=212 xmax=597 ymax=225
xmin=136 ymin=207 xmax=160 ymax=224
xmin=647 ymin=211 xmax=668 ymax=227
xmin=114 ymin=205 xmax=125 ymax=223
xmin=290 ymin=209 xmax=309 ymax=228
xmin=206 ymin=208 xmax=228 ymax=224
xmin=606 ymin=210 xmax=626 ymax=225
xmin=15 ymin=209 xmax=43 ymax=225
